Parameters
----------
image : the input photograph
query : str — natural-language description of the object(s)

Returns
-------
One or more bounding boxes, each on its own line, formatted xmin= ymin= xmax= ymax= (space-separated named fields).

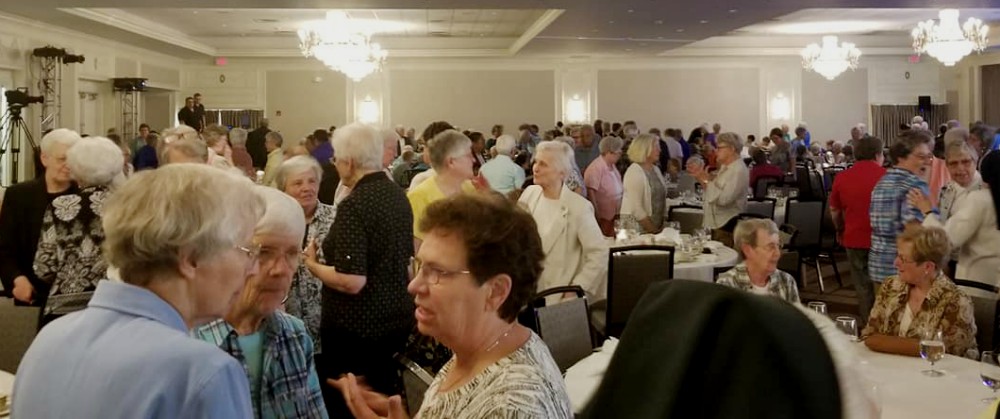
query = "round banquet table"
xmin=666 ymin=198 xmax=787 ymax=225
xmin=608 ymin=239 xmax=739 ymax=282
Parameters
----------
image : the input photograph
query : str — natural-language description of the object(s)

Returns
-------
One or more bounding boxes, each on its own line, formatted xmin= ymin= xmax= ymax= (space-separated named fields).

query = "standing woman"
xmin=690 ymin=132 xmax=749 ymax=232
xmin=584 ymin=136 xmax=625 ymax=236
xmin=518 ymin=141 xmax=607 ymax=302
xmin=621 ymin=134 xmax=667 ymax=233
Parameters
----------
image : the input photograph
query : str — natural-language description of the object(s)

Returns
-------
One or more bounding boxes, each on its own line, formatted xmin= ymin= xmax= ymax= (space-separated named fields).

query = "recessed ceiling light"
xmin=627 ymin=9 xmax=634 ymax=13
xmin=700 ymin=20 xmax=709 ymax=24
xmin=192 ymin=10 xmax=199 ymax=14
xmin=625 ymin=48 xmax=632 ymax=52
xmin=657 ymin=36 xmax=663 ymax=39
xmin=609 ymin=20 xmax=615 ymax=24
xmin=676 ymin=28 xmax=685 ymax=32
xmin=577 ymin=36 xmax=585 ymax=40
xmin=729 ymin=9 xmax=738 ymax=13
xmin=654 ymin=20 xmax=663 ymax=25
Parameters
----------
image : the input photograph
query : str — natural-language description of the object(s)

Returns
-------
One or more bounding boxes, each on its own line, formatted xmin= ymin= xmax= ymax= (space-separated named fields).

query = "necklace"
xmin=485 ymin=323 xmax=517 ymax=353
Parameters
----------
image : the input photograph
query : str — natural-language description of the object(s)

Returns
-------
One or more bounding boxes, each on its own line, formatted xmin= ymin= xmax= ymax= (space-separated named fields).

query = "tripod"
xmin=0 ymin=105 xmax=39 ymax=186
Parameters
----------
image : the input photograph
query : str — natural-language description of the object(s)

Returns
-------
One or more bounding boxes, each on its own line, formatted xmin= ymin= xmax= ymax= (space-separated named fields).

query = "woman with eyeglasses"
xmin=331 ymin=193 xmax=572 ymax=419
xmin=14 ymin=164 xmax=263 ymax=418
xmin=716 ymin=218 xmax=800 ymax=304
xmin=194 ymin=186 xmax=327 ymax=418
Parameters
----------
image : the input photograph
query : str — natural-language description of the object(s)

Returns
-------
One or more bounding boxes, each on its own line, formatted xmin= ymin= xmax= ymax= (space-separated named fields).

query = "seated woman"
xmin=862 ymin=225 xmax=977 ymax=357
xmin=621 ymin=134 xmax=667 ymax=233
xmin=194 ymin=186 xmax=327 ymax=418
xmin=34 ymin=136 xmax=124 ymax=326
xmin=14 ymin=164 xmax=262 ymax=417
xmin=333 ymin=193 xmax=572 ymax=418
xmin=519 ymin=141 xmax=607 ymax=302
xmin=716 ymin=219 xmax=800 ymax=304
xmin=748 ymin=148 xmax=784 ymax=191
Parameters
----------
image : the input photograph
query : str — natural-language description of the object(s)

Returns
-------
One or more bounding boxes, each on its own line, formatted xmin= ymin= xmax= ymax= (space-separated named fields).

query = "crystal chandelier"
xmin=911 ymin=9 xmax=989 ymax=67
xmin=298 ymin=11 xmax=388 ymax=81
xmin=801 ymin=36 xmax=862 ymax=80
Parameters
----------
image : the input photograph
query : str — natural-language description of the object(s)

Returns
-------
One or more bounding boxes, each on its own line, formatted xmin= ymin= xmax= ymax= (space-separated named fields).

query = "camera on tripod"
xmin=4 ymin=88 xmax=44 ymax=108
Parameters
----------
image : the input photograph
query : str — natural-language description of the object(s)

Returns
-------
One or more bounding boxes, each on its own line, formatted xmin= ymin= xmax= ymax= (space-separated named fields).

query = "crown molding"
xmin=509 ymin=9 xmax=564 ymax=55
xmin=660 ymin=46 xmax=915 ymax=57
xmin=58 ymin=8 xmax=217 ymax=56
xmin=217 ymin=47 xmax=514 ymax=58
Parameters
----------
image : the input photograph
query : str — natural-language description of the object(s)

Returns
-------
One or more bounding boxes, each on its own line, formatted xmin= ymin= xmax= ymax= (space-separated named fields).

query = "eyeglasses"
xmin=754 ymin=243 xmax=782 ymax=254
xmin=895 ymin=254 xmax=920 ymax=264
xmin=410 ymin=257 xmax=471 ymax=285
xmin=235 ymin=243 xmax=263 ymax=265
xmin=258 ymin=246 xmax=303 ymax=269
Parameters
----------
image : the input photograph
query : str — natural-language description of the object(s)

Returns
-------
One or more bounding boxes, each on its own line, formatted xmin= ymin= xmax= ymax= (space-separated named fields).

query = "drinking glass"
xmin=666 ymin=221 xmax=680 ymax=232
xmin=981 ymin=351 xmax=1000 ymax=403
xmin=919 ymin=329 xmax=946 ymax=377
xmin=834 ymin=316 xmax=858 ymax=341
xmin=807 ymin=301 xmax=827 ymax=315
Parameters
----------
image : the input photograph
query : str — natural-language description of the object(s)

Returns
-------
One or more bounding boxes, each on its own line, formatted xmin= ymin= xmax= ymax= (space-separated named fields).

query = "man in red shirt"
xmin=829 ymin=136 xmax=885 ymax=326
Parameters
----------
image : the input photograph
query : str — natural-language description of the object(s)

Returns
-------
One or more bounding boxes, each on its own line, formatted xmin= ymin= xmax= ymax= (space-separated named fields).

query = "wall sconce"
xmin=565 ymin=94 xmax=588 ymax=124
xmin=770 ymin=93 xmax=791 ymax=121
xmin=358 ymin=95 xmax=379 ymax=124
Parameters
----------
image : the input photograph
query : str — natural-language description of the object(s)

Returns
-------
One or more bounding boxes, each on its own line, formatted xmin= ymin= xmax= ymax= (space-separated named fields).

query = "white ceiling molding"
xmin=661 ymin=46 xmax=914 ymax=57
xmin=508 ymin=9 xmax=564 ymax=54
xmin=217 ymin=47 xmax=513 ymax=58
xmin=59 ymin=8 xmax=217 ymax=56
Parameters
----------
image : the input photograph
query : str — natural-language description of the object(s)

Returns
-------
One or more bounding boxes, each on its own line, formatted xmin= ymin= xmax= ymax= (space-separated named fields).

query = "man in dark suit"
xmin=247 ymin=118 xmax=271 ymax=169
xmin=0 ymin=128 xmax=80 ymax=305
xmin=193 ymin=93 xmax=207 ymax=131
xmin=177 ymin=97 xmax=200 ymax=130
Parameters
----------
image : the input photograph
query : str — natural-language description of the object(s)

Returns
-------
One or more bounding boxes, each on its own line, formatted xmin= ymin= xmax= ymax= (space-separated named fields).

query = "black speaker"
xmin=918 ymin=95 xmax=931 ymax=110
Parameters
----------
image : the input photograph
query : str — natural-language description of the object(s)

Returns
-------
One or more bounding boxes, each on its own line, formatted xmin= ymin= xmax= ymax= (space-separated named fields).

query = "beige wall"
xmin=802 ymin=68 xmax=869 ymax=145
xmin=596 ymin=68 xmax=761 ymax=138
xmin=265 ymin=70 xmax=347 ymax=141
xmin=389 ymin=69 xmax=555 ymax=134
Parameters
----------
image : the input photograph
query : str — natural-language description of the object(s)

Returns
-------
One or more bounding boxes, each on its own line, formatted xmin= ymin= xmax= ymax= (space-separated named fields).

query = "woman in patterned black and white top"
xmin=331 ymin=193 xmax=572 ymax=419
xmin=34 ymin=136 xmax=124 ymax=326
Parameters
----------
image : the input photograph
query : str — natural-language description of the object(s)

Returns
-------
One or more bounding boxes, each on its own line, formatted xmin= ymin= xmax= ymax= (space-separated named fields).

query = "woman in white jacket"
xmin=519 ymin=141 xmax=608 ymax=302
xmin=621 ymin=134 xmax=667 ymax=233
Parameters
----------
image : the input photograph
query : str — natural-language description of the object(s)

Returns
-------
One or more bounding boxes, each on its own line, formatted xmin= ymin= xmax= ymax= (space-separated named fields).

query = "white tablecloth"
xmin=609 ymin=240 xmax=739 ymax=282
xmin=666 ymin=198 xmax=787 ymax=225
xmin=565 ymin=339 xmax=991 ymax=418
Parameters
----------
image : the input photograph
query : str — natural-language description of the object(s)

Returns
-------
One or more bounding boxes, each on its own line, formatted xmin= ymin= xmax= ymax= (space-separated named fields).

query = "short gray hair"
xmin=495 ymin=134 xmax=516 ymax=156
xmin=627 ymin=133 xmax=658 ymax=164
xmin=944 ymin=128 xmax=970 ymax=147
xmin=716 ymin=132 xmax=743 ymax=154
xmin=253 ymin=185 xmax=305 ymax=240
xmin=102 ymin=164 xmax=264 ymax=286
xmin=944 ymin=140 xmax=978 ymax=163
xmin=160 ymin=137 xmax=208 ymax=164
xmin=733 ymin=218 xmax=780 ymax=258
xmin=68 ymin=136 xmax=124 ymax=187
xmin=889 ymin=129 xmax=932 ymax=164
xmin=332 ymin=122 xmax=383 ymax=171
xmin=276 ymin=155 xmax=322 ymax=192
xmin=535 ymin=140 xmax=574 ymax=177
xmin=202 ymin=124 xmax=229 ymax=147
xmin=427 ymin=129 xmax=471 ymax=170
xmin=265 ymin=131 xmax=284 ymax=148
xmin=229 ymin=128 xmax=248 ymax=147
xmin=599 ymin=136 xmax=624 ymax=155
xmin=40 ymin=128 xmax=81 ymax=155
xmin=162 ymin=125 xmax=200 ymax=144
xmin=381 ymin=128 xmax=401 ymax=151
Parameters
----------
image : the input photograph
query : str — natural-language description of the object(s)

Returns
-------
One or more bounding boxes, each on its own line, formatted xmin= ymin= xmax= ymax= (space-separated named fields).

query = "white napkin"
xmin=656 ymin=228 xmax=681 ymax=245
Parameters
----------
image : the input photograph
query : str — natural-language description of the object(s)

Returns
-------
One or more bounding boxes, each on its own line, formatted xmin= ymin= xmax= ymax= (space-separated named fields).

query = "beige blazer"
xmin=519 ymin=184 xmax=609 ymax=301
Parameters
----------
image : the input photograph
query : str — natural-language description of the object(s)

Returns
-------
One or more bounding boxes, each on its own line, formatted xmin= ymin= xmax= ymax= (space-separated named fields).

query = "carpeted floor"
xmin=796 ymin=250 xmax=863 ymax=319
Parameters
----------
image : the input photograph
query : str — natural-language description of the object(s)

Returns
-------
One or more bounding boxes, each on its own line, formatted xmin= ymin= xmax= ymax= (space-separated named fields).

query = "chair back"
xmin=745 ymin=198 xmax=776 ymax=219
xmin=777 ymin=250 xmax=803 ymax=288
xmin=607 ymin=245 xmax=674 ymax=337
xmin=676 ymin=173 xmax=697 ymax=193
xmin=533 ymin=286 xmax=594 ymax=372
xmin=667 ymin=204 xmax=704 ymax=234
xmin=753 ymin=175 xmax=782 ymax=199
xmin=398 ymin=356 xmax=435 ymax=415
xmin=0 ymin=299 xmax=40 ymax=373
xmin=785 ymin=199 xmax=824 ymax=249
xmin=954 ymin=279 xmax=1000 ymax=352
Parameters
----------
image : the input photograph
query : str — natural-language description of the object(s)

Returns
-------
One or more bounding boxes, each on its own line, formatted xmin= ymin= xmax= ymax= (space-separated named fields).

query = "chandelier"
xmin=911 ymin=9 xmax=989 ymax=67
xmin=801 ymin=36 xmax=862 ymax=80
xmin=298 ymin=11 xmax=388 ymax=81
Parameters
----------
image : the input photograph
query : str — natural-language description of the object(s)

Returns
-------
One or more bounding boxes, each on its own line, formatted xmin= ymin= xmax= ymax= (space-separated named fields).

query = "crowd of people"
xmin=1 ymin=110 xmax=1000 ymax=418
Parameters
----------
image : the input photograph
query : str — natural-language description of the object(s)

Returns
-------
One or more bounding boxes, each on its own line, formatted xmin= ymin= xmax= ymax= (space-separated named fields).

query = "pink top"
xmin=584 ymin=157 xmax=623 ymax=222
xmin=927 ymin=157 xmax=950 ymax=207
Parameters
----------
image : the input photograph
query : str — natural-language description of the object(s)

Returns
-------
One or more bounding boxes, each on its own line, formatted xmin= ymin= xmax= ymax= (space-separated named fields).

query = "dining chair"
xmin=667 ymin=204 xmax=704 ymax=234
xmin=954 ymin=279 xmax=1000 ymax=353
xmin=0 ymin=299 xmax=40 ymax=373
xmin=785 ymin=199 xmax=840 ymax=293
xmin=532 ymin=285 xmax=595 ymax=372
xmin=606 ymin=245 xmax=674 ymax=338
xmin=398 ymin=355 xmax=435 ymax=415
xmin=745 ymin=198 xmax=777 ymax=219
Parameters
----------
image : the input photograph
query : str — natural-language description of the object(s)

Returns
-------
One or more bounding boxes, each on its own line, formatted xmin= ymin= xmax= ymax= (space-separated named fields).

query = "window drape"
xmin=870 ymin=104 xmax=949 ymax=146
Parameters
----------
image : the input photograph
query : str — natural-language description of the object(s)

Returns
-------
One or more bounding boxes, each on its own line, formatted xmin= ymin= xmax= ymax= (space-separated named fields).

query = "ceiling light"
xmin=911 ymin=9 xmax=989 ymax=67
xmin=627 ymin=9 xmax=634 ymax=13
xmin=675 ymin=29 xmax=684 ymax=33
xmin=654 ymin=20 xmax=663 ymax=25
xmin=729 ymin=9 xmax=738 ymax=13
xmin=298 ymin=11 xmax=387 ymax=82
xmin=801 ymin=35 xmax=862 ymax=80
xmin=699 ymin=20 xmax=708 ymax=24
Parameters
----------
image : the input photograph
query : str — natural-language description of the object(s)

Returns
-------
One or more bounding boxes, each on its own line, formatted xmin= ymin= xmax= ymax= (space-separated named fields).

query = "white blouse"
xmin=923 ymin=189 xmax=1000 ymax=288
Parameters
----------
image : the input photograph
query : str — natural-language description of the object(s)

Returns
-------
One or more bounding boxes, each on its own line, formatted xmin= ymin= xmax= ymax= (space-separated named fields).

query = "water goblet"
xmin=919 ymin=329 xmax=946 ymax=377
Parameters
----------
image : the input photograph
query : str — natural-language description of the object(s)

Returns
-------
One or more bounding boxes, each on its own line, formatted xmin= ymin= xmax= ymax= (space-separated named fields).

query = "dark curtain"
xmin=204 ymin=109 xmax=265 ymax=130
xmin=982 ymin=64 xmax=1000 ymax=127
xmin=870 ymin=104 xmax=949 ymax=146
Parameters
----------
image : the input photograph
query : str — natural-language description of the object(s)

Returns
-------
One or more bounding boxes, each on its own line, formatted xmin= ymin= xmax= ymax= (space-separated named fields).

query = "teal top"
xmin=237 ymin=331 xmax=265 ymax=412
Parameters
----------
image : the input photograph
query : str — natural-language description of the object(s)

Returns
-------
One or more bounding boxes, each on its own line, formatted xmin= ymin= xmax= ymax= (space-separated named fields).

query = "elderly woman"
xmin=862 ymin=226 xmax=977 ymax=357
xmin=716 ymin=219 xmax=800 ymax=304
xmin=621 ymin=134 xmax=667 ymax=233
xmin=909 ymin=149 xmax=1000 ymax=289
xmin=204 ymin=124 xmax=235 ymax=169
xmin=518 ymin=141 xmax=607 ymax=302
xmin=274 ymin=156 xmax=336 ymax=356
xmin=14 ymin=164 xmax=262 ymax=417
xmin=159 ymin=125 xmax=209 ymax=165
xmin=768 ymin=127 xmax=795 ymax=173
xmin=584 ymin=136 xmax=624 ymax=236
xmin=334 ymin=193 xmax=572 ymax=418
xmin=555 ymin=136 xmax=587 ymax=197
xmin=304 ymin=123 xmax=415 ymax=417
xmin=195 ymin=186 xmax=327 ymax=418
xmin=34 ymin=136 xmax=124 ymax=326
xmin=690 ymin=132 xmax=749 ymax=230
xmin=230 ymin=127 xmax=256 ymax=177
xmin=263 ymin=131 xmax=285 ymax=186
xmin=408 ymin=129 xmax=477 ymax=251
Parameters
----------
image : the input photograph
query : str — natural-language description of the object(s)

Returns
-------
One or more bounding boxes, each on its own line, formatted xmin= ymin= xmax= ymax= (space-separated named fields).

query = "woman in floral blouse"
xmin=862 ymin=225 xmax=977 ymax=357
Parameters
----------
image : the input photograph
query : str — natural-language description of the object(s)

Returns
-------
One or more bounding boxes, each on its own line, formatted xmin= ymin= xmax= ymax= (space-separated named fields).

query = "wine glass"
xmin=919 ymin=329 xmax=946 ymax=377
xmin=981 ymin=351 xmax=1000 ymax=403
xmin=807 ymin=301 xmax=827 ymax=315
xmin=666 ymin=221 xmax=680 ymax=232
xmin=834 ymin=316 xmax=859 ymax=341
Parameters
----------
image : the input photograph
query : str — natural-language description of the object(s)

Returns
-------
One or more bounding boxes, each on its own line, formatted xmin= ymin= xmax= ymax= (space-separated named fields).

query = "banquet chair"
xmin=785 ymin=199 xmax=838 ymax=293
xmin=607 ymin=245 xmax=674 ymax=338
xmin=667 ymin=205 xmax=704 ymax=234
xmin=398 ymin=355 xmax=435 ymax=415
xmin=753 ymin=175 xmax=782 ymax=200
xmin=531 ymin=286 xmax=595 ymax=372
xmin=745 ymin=198 xmax=777 ymax=219
xmin=0 ymin=298 xmax=40 ymax=373
xmin=954 ymin=279 xmax=1000 ymax=353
